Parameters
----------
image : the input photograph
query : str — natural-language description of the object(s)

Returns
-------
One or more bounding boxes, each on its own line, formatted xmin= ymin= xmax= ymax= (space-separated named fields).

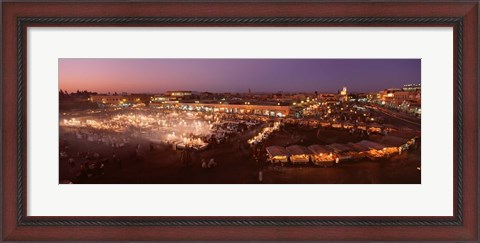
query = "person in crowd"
xmin=117 ymin=157 xmax=122 ymax=168
xmin=68 ymin=157 xmax=75 ymax=167
xmin=135 ymin=147 xmax=140 ymax=158
xmin=97 ymin=161 xmax=105 ymax=175
xmin=135 ymin=144 xmax=142 ymax=159
xmin=207 ymin=158 xmax=217 ymax=168
xmin=78 ymin=164 xmax=87 ymax=181
xmin=150 ymin=142 xmax=154 ymax=151
xmin=87 ymin=162 xmax=96 ymax=177
xmin=191 ymin=149 xmax=198 ymax=165
xmin=201 ymin=159 xmax=207 ymax=169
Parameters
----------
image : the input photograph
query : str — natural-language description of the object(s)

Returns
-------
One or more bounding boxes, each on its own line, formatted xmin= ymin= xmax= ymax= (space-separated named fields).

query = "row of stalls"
xmin=266 ymin=135 xmax=418 ymax=167
xmin=284 ymin=118 xmax=397 ymax=135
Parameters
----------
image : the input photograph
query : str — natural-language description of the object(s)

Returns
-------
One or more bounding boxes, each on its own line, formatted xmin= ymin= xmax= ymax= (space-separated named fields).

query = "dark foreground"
xmin=60 ymin=126 xmax=421 ymax=184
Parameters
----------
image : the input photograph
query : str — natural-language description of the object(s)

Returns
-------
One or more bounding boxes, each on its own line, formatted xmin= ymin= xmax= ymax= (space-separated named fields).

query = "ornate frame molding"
xmin=16 ymin=16 xmax=463 ymax=227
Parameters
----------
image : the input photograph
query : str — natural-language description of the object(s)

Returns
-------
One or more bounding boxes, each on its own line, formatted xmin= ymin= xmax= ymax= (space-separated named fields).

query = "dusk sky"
xmin=59 ymin=59 xmax=421 ymax=94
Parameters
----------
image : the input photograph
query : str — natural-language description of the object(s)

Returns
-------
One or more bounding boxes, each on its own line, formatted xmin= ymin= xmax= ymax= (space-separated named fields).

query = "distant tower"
xmin=248 ymin=88 xmax=251 ymax=94
xmin=340 ymin=85 xmax=347 ymax=96
xmin=339 ymin=85 xmax=348 ymax=102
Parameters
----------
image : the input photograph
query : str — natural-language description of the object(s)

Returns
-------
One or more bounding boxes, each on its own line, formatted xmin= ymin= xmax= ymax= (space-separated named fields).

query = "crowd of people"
xmin=59 ymin=103 xmax=420 ymax=183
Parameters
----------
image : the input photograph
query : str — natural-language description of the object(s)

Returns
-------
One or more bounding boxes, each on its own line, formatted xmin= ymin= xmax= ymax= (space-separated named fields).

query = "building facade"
xmin=90 ymin=95 xmax=144 ymax=106
xmin=175 ymin=103 xmax=290 ymax=117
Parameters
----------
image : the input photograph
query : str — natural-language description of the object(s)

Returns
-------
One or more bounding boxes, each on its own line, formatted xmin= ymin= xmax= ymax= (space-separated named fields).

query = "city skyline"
xmin=59 ymin=58 xmax=421 ymax=94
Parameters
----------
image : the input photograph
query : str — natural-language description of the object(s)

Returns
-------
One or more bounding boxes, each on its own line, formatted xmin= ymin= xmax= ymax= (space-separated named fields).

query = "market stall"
xmin=345 ymin=142 xmax=370 ymax=159
xmin=286 ymin=145 xmax=313 ymax=164
xmin=266 ymin=146 xmax=291 ymax=164
xmin=356 ymin=140 xmax=387 ymax=158
xmin=367 ymin=123 xmax=383 ymax=134
xmin=377 ymin=135 xmax=409 ymax=155
xmin=327 ymin=143 xmax=352 ymax=154
xmin=307 ymin=144 xmax=335 ymax=166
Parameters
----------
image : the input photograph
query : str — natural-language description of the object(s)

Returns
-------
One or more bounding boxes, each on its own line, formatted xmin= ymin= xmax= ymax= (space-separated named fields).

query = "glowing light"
xmin=247 ymin=122 xmax=281 ymax=145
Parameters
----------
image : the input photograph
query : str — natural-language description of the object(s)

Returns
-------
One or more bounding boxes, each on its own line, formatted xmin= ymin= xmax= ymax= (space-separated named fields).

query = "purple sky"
xmin=59 ymin=59 xmax=421 ymax=94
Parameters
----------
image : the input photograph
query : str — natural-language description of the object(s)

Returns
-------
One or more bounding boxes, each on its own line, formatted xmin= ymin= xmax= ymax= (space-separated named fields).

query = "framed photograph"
xmin=2 ymin=1 xmax=478 ymax=241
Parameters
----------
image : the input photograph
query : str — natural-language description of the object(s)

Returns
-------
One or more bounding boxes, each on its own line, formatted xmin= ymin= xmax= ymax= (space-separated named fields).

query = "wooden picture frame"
xmin=2 ymin=1 xmax=478 ymax=241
